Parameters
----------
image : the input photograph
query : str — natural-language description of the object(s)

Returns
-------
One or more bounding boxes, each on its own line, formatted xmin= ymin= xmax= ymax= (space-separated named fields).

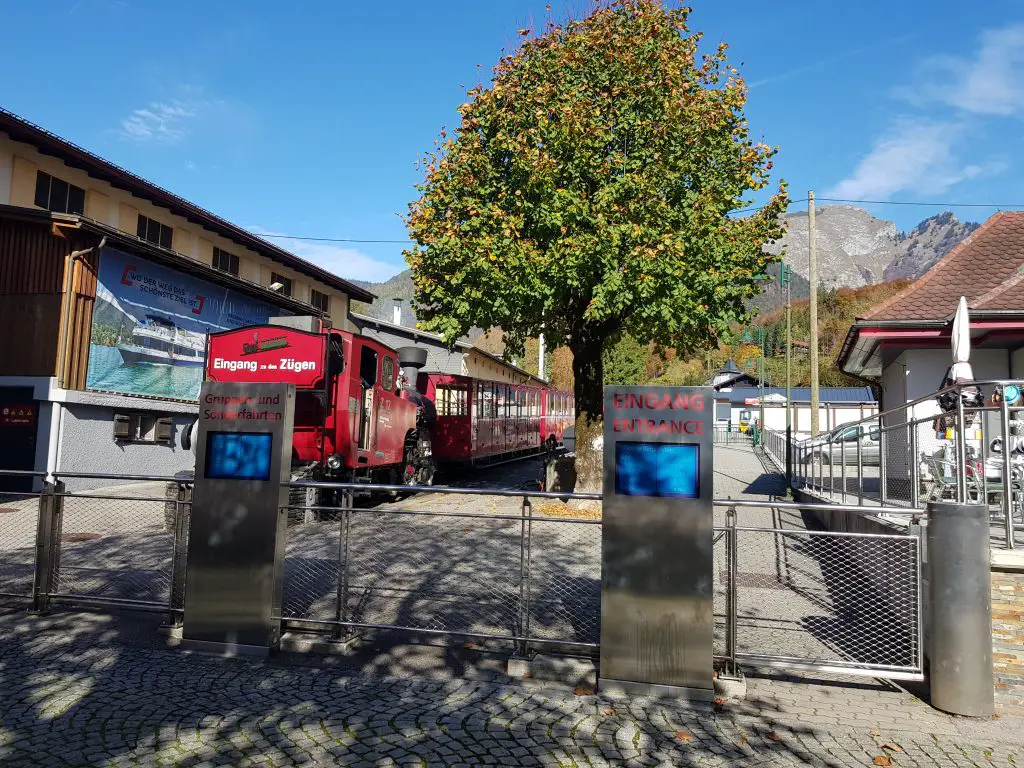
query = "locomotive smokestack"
xmin=393 ymin=298 xmax=403 ymax=326
xmin=396 ymin=346 xmax=427 ymax=391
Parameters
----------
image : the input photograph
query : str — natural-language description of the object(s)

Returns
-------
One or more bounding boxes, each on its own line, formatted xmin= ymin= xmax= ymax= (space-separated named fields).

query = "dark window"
xmin=310 ymin=288 xmax=330 ymax=313
xmin=382 ymin=356 xmax=395 ymax=391
xmin=212 ymin=247 xmax=239 ymax=276
xmin=137 ymin=214 xmax=173 ymax=249
xmin=271 ymin=272 xmax=292 ymax=297
xmin=34 ymin=171 xmax=85 ymax=215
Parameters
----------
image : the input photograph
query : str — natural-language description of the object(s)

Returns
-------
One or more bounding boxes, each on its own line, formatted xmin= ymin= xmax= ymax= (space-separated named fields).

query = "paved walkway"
xmin=0 ymin=608 xmax=1020 ymax=767
xmin=0 ymin=446 xmax=1019 ymax=766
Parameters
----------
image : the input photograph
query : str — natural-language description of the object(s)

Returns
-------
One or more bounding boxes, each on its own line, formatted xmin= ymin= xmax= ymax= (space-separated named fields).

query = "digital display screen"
xmin=615 ymin=442 xmax=700 ymax=498
xmin=205 ymin=432 xmax=273 ymax=481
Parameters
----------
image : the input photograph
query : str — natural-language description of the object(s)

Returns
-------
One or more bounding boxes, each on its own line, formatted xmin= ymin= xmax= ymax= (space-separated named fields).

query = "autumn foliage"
xmin=405 ymin=0 xmax=788 ymax=487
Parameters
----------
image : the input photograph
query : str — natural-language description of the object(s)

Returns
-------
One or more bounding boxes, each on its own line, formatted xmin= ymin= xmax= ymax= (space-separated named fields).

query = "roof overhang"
xmin=0 ymin=110 xmax=375 ymax=303
xmin=1 ymin=206 xmax=322 ymax=317
xmin=839 ymin=316 xmax=1024 ymax=378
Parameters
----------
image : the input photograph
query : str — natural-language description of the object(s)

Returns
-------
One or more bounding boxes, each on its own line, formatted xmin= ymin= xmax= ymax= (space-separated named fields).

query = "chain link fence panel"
xmin=53 ymin=482 xmax=175 ymax=609
xmin=733 ymin=525 xmax=920 ymax=673
xmin=0 ymin=479 xmax=43 ymax=601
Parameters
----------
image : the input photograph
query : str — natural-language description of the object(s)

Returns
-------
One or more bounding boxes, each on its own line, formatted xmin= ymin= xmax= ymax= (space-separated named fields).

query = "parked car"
xmin=804 ymin=424 xmax=880 ymax=466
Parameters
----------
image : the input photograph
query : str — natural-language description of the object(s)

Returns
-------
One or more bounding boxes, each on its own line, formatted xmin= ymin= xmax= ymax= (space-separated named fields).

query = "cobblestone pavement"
xmin=0 ymin=609 xmax=1021 ymax=767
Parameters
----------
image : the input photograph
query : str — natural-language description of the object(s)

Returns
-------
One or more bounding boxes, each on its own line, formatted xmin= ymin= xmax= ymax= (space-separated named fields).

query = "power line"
xmin=817 ymin=197 xmax=1024 ymax=208
xmin=257 ymin=196 xmax=1024 ymax=242
xmin=259 ymin=233 xmax=414 ymax=244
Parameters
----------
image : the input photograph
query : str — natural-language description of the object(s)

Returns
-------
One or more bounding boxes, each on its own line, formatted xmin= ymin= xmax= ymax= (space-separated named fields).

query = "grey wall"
xmin=356 ymin=324 xmax=465 ymax=375
xmin=57 ymin=404 xmax=196 ymax=491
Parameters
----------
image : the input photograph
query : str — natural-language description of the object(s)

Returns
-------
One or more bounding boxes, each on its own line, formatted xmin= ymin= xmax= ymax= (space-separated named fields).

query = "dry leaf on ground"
xmin=880 ymin=743 xmax=904 ymax=753
xmin=674 ymin=731 xmax=693 ymax=743
xmin=872 ymin=756 xmax=893 ymax=767
xmin=572 ymin=684 xmax=594 ymax=696
xmin=767 ymin=731 xmax=783 ymax=742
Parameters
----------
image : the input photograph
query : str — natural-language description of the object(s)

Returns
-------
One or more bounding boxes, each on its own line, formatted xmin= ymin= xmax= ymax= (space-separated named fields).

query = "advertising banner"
xmin=86 ymin=248 xmax=283 ymax=401
xmin=206 ymin=326 xmax=327 ymax=389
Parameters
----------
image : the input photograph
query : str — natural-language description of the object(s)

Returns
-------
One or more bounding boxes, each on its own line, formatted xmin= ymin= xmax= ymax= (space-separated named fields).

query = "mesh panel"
xmin=344 ymin=509 xmax=522 ymax=636
xmin=54 ymin=483 xmax=174 ymax=607
xmin=733 ymin=527 xmax=919 ymax=669
xmin=0 ymin=486 xmax=41 ymax=599
xmin=525 ymin=518 xmax=600 ymax=644
xmin=282 ymin=517 xmax=342 ymax=623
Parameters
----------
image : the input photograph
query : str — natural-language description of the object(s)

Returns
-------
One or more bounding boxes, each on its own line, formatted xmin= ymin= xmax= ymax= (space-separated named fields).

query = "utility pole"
xmin=779 ymin=263 xmax=793 ymax=482
xmin=758 ymin=326 xmax=765 ymax=434
xmin=808 ymin=190 xmax=820 ymax=437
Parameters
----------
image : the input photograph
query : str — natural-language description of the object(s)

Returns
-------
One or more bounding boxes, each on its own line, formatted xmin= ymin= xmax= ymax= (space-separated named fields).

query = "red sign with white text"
xmin=206 ymin=326 xmax=327 ymax=389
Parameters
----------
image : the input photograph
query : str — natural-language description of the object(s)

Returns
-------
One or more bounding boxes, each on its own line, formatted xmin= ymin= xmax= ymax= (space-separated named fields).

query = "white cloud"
xmin=825 ymin=119 xmax=1006 ymax=199
xmin=900 ymin=23 xmax=1024 ymax=116
xmin=249 ymin=228 xmax=403 ymax=284
xmin=119 ymin=101 xmax=198 ymax=144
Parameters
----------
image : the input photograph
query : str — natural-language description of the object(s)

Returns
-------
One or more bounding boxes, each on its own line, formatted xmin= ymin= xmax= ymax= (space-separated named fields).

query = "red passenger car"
xmin=541 ymin=389 xmax=575 ymax=447
xmin=418 ymin=373 xmax=572 ymax=466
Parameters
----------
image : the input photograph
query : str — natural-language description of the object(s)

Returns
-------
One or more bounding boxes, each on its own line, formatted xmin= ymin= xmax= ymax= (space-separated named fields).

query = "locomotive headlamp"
xmin=326 ymin=454 xmax=342 ymax=470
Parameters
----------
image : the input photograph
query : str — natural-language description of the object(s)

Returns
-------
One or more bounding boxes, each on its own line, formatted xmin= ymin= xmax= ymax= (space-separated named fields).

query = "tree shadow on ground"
xmin=0 ymin=604 xmax=862 ymax=767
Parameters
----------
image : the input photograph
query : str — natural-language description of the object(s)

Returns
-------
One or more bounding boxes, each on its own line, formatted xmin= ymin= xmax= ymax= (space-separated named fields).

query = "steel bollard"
xmin=926 ymin=501 xmax=993 ymax=717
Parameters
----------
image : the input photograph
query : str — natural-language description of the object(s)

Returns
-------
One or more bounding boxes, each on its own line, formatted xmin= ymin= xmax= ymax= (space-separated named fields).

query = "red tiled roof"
xmin=863 ymin=211 xmax=1024 ymax=321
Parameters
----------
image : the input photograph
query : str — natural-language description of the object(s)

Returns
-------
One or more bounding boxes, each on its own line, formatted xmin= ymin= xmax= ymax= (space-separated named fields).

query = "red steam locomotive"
xmin=203 ymin=319 xmax=573 ymax=491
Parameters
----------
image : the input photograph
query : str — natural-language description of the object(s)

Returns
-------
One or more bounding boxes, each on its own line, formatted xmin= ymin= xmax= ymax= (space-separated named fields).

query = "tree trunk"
xmin=570 ymin=332 xmax=605 ymax=498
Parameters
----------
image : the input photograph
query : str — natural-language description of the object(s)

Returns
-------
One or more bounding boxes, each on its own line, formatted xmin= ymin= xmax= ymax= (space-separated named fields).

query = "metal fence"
xmin=762 ymin=379 xmax=1024 ymax=550
xmin=279 ymin=483 xmax=602 ymax=652
xmin=713 ymin=425 xmax=752 ymax=446
xmin=716 ymin=499 xmax=922 ymax=680
xmin=3 ymin=470 xmax=923 ymax=680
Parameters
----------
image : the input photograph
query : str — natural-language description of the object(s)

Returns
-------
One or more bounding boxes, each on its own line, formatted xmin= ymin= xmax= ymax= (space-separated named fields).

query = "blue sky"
xmin=1 ymin=0 xmax=1022 ymax=282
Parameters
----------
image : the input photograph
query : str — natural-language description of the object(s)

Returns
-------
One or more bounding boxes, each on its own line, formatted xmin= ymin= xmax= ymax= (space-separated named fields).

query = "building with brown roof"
xmin=0 ymin=108 xmax=375 ymax=489
xmin=837 ymin=211 xmax=1024 ymax=410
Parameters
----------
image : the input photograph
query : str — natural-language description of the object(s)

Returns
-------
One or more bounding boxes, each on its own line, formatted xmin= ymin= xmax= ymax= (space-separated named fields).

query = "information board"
xmin=600 ymin=386 xmax=714 ymax=699
xmin=182 ymin=381 xmax=295 ymax=656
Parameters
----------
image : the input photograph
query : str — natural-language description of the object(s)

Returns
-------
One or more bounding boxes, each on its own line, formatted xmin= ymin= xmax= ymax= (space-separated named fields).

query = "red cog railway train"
xmin=202 ymin=319 xmax=574 ymax=490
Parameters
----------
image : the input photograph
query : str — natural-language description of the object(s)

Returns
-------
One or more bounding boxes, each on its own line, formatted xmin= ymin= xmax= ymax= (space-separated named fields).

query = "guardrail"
xmin=0 ymin=469 xmax=925 ymax=680
xmin=761 ymin=379 xmax=1024 ymax=550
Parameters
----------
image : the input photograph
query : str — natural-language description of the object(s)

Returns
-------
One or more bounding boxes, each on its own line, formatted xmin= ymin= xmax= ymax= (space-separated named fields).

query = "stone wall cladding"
xmin=992 ymin=568 xmax=1024 ymax=715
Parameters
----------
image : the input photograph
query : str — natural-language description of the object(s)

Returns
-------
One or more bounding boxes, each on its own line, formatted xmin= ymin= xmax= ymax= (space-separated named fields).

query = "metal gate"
xmin=279 ymin=484 xmax=602 ymax=652
xmin=715 ymin=499 xmax=923 ymax=680
xmin=6 ymin=471 xmax=922 ymax=681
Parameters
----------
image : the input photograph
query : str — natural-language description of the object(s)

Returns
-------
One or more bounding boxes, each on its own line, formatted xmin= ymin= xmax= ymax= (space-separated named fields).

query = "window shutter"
xmin=155 ymin=417 xmax=174 ymax=444
xmin=113 ymin=414 xmax=131 ymax=439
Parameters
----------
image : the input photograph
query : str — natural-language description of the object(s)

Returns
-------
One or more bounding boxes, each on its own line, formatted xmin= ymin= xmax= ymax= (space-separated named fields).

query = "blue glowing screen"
xmin=614 ymin=442 xmax=700 ymax=498
xmin=205 ymin=432 xmax=273 ymax=481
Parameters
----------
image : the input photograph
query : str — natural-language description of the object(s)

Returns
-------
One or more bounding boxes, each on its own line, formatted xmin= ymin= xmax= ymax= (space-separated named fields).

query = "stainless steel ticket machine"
xmin=182 ymin=381 xmax=295 ymax=656
xmin=600 ymin=386 xmax=714 ymax=699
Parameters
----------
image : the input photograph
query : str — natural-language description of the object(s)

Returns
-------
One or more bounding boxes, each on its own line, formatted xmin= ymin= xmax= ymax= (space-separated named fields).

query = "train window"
xmin=359 ymin=346 xmax=378 ymax=387
xmin=382 ymin=357 xmax=395 ymax=391
xmin=436 ymin=384 xmax=468 ymax=417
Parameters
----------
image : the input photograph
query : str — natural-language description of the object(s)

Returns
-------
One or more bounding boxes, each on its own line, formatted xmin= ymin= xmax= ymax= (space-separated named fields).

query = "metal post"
xmin=523 ymin=497 xmax=534 ymax=656
xmin=32 ymin=481 xmax=61 ymax=613
xmin=910 ymin=421 xmax=920 ymax=509
xmin=955 ymin=396 xmax=967 ymax=503
xmin=828 ymin=433 xmax=835 ymax=499
xmin=333 ymin=491 xmax=347 ymax=640
xmin=168 ymin=482 xmax=191 ymax=627
xmin=1000 ymin=392 xmax=1014 ymax=549
xmin=856 ymin=429 xmax=864 ymax=505
xmin=927 ymin=501 xmax=993 ymax=717
xmin=726 ymin=504 xmax=739 ymax=676
xmin=518 ymin=496 xmax=529 ymax=656
xmin=879 ymin=417 xmax=888 ymax=504
xmin=840 ymin=434 xmax=847 ymax=503
xmin=341 ymin=489 xmax=353 ymax=626
xmin=785 ymin=267 xmax=792 ymax=484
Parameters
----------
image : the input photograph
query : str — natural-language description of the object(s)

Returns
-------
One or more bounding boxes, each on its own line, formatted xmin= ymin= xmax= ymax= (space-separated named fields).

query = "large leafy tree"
xmin=406 ymin=0 xmax=788 ymax=488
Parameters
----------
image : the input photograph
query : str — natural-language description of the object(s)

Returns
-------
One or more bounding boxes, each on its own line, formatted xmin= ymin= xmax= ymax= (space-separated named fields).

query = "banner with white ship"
xmin=86 ymin=248 xmax=283 ymax=401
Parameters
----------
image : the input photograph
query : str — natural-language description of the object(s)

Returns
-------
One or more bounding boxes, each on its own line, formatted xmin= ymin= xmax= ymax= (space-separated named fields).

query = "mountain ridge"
xmin=348 ymin=207 xmax=979 ymax=321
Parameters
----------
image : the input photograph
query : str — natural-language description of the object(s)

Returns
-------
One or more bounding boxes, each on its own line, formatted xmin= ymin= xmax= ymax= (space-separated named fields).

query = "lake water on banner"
xmin=86 ymin=345 xmax=203 ymax=401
